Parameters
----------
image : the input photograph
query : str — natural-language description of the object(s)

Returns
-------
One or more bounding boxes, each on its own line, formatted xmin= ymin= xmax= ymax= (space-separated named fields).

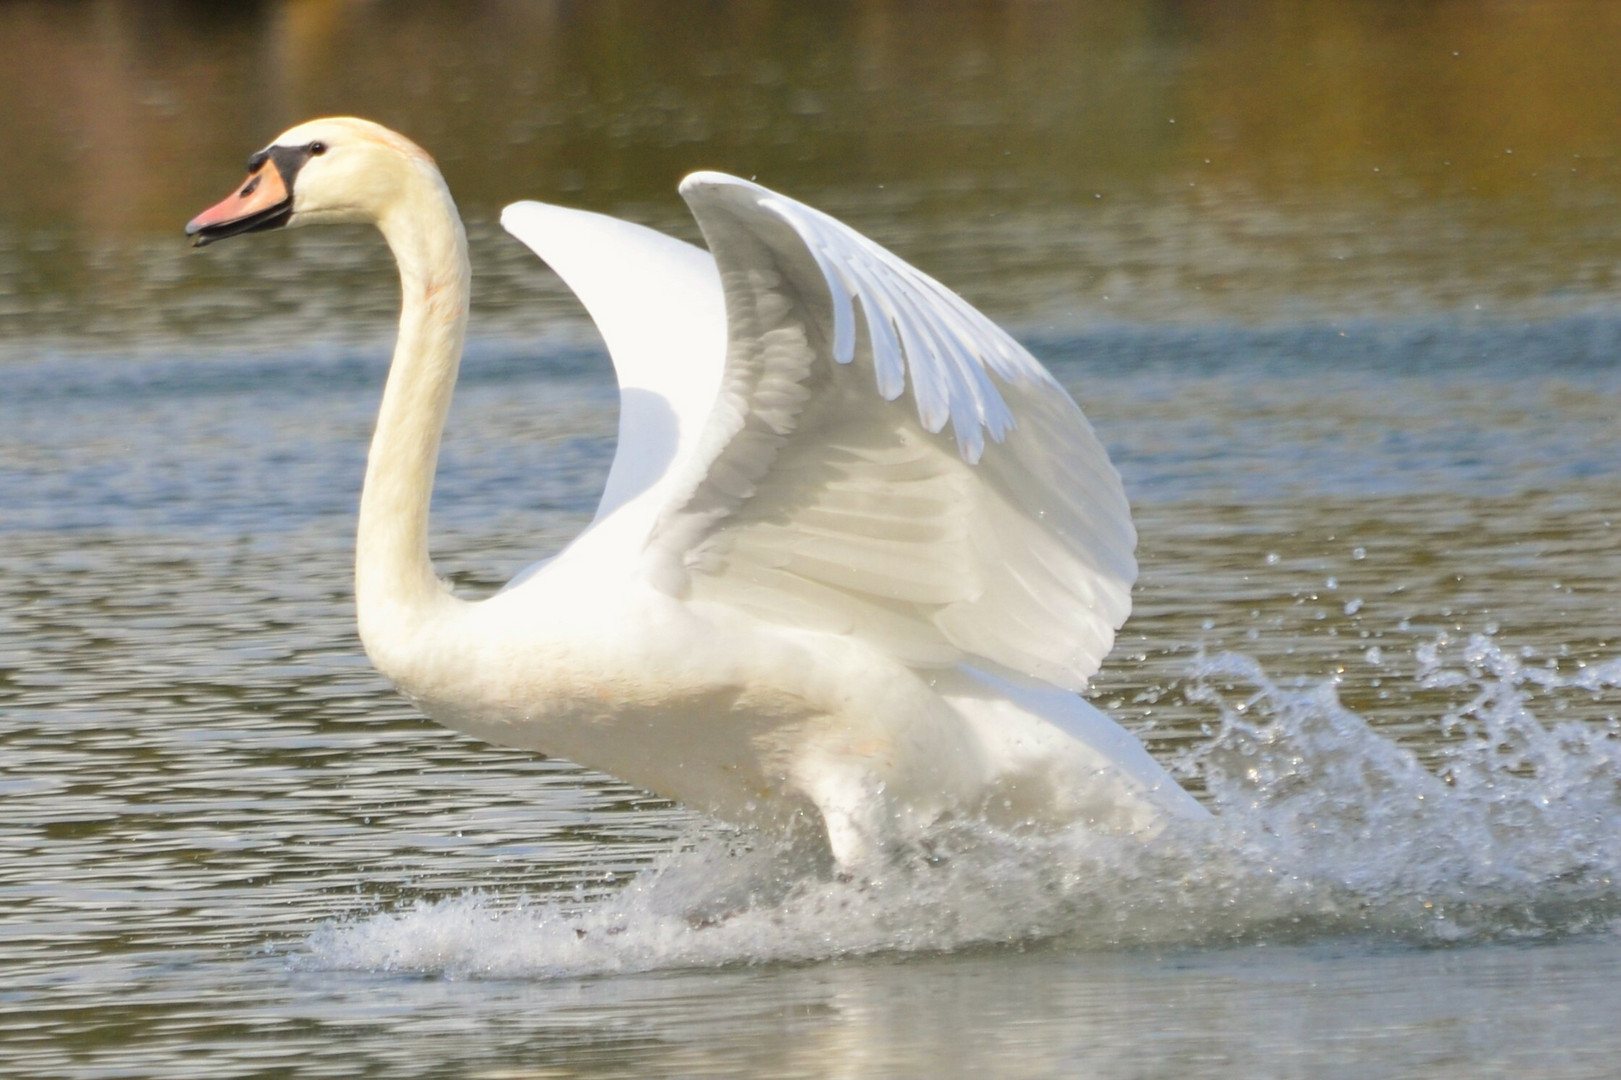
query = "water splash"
xmin=1180 ymin=638 xmax=1621 ymax=943
xmin=306 ymin=637 xmax=1621 ymax=979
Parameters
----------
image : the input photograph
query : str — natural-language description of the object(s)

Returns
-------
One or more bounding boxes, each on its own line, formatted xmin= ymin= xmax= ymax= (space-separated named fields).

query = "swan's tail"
xmin=936 ymin=666 xmax=1210 ymax=837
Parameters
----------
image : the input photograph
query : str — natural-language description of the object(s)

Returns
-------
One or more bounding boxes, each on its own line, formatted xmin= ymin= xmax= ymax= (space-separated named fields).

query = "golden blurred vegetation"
xmin=2 ymin=0 xmax=1620 ymax=340
xmin=6 ymin=0 xmax=1621 ymax=231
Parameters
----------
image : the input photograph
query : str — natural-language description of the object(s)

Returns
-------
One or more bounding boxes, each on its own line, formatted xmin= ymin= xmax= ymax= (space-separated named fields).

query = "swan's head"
xmin=185 ymin=117 xmax=438 ymax=246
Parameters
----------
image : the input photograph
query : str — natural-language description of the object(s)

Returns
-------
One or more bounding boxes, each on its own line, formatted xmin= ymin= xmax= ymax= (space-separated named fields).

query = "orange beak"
xmin=185 ymin=157 xmax=292 ymax=247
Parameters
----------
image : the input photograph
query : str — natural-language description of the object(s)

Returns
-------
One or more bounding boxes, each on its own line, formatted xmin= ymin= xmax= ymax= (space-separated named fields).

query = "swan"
xmin=186 ymin=117 xmax=1207 ymax=871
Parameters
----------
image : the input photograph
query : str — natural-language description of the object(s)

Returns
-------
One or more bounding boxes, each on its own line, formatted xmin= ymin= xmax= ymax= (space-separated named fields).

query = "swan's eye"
xmin=308 ymin=141 xmax=327 ymax=156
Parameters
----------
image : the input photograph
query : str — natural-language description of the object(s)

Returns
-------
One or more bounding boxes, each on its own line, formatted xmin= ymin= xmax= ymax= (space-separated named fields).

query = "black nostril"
xmin=240 ymin=176 xmax=261 ymax=198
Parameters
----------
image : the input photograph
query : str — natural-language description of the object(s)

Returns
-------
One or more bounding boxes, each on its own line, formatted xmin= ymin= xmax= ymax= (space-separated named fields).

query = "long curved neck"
xmin=354 ymin=164 xmax=471 ymax=674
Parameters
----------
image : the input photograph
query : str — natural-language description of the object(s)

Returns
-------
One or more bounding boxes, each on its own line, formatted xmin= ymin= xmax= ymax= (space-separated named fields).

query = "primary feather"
xmin=639 ymin=173 xmax=1136 ymax=692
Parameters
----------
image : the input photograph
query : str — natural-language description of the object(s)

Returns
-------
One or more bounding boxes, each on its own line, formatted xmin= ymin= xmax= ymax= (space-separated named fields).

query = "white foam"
xmin=305 ymin=635 xmax=1621 ymax=979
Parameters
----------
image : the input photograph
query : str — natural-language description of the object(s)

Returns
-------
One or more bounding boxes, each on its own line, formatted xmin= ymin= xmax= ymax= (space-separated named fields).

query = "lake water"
xmin=3 ymin=3 xmax=1620 ymax=1078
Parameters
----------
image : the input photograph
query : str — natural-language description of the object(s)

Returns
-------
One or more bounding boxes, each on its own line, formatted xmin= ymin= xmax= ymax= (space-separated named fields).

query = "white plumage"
xmin=192 ymin=118 xmax=1207 ymax=874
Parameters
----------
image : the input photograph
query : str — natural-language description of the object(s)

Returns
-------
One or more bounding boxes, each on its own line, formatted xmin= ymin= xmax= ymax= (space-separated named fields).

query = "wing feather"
xmin=498 ymin=200 xmax=727 ymax=544
xmin=641 ymin=173 xmax=1135 ymax=690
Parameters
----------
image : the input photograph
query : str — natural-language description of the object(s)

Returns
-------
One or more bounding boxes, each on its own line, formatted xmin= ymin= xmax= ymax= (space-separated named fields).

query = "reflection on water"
xmin=3 ymin=2 xmax=1620 ymax=1078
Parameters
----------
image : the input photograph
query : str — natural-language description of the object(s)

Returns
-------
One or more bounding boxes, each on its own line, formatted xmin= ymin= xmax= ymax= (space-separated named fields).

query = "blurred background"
xmin=4 ymin=9 xmax=1621 ymax=1075
xmin=5 ymin=0 xmax=1621 ymax=351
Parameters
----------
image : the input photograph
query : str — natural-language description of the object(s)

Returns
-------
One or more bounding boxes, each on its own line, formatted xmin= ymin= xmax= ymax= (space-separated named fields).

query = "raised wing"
xmin=499 ymin=201 xmax=727 ymax=545
xmin=643 ymin=173 xmax=1136 ymax=690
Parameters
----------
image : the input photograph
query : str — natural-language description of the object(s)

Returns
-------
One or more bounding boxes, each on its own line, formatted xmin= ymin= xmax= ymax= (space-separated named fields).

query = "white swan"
xmin=187 ymin=117 xmax=1206 ymax=871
